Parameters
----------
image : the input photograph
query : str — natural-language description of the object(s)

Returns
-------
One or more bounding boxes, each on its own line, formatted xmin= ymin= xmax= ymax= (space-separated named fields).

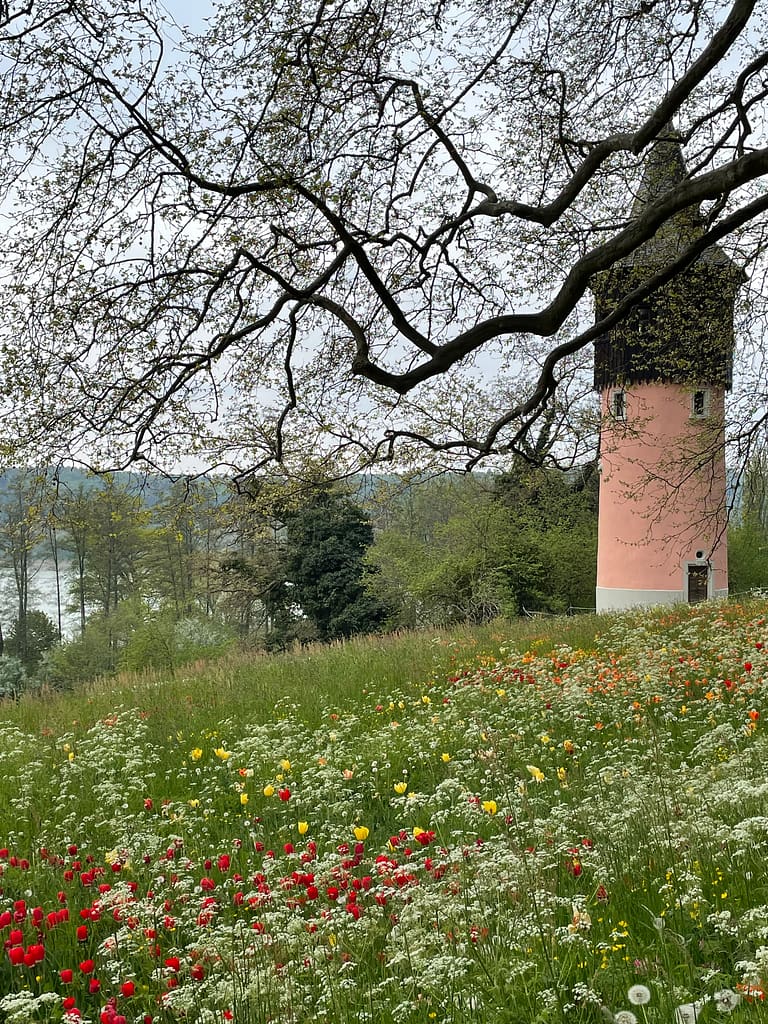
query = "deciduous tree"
xmin=728 ymin=450 xmax=768 ymax=591
xmin=369 ymin=469 xmax=597 ymax=625
xmin=0 ymin=470 xmax=47 ymax=664
xmin=0 ymin=1 xmax=765 ymax=476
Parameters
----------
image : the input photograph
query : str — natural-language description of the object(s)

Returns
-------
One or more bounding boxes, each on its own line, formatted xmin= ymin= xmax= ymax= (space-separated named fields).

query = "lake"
xmin=0 ymin=565 xmax=81 ymax=639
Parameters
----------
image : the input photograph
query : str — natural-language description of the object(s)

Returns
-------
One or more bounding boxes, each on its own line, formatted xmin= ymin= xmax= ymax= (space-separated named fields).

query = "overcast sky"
xmin=162 ymin=0 xmax=212 ymax=31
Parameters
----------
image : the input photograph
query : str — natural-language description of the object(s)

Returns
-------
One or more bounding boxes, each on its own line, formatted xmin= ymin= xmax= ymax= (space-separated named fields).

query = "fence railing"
xmin=522 ymin=605 xmax=596 ymax=619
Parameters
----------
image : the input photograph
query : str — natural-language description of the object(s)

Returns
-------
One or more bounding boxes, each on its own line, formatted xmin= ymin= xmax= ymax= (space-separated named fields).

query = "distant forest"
xmin=0 ymin=456 xmax=762 ymax=697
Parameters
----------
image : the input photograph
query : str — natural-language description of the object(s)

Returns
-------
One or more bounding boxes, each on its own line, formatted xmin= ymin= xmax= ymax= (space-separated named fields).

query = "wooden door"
xmin=687 ymin=565 xmax=708 ymax=604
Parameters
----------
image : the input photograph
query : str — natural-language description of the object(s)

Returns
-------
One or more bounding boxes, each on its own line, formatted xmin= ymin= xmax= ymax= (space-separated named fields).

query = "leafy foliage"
xmin=728 ymin=451 xmax=768 ymax=594
xmin=119 ymin=613 xmax=235 ymax=675
xmin=286 ymin=490 xmax=389 ymax=640
xmin=5 ymin=610 xmax=58 ymax=672
xmin=368 ymin=469 xmax=597 ymax=625
xmin=0 ymin=655 xmax=25 ymax=699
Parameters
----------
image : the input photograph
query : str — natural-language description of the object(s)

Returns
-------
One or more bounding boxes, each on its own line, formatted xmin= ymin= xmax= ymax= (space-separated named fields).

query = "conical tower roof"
xmin=618 ymin=127 xmax=732 ymax=269
xmin=592 ymin=126 xmax=743 ymax=393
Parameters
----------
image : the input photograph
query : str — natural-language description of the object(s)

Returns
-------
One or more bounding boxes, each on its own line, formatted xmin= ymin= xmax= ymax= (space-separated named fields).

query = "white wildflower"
xmin=614 ymin=1011 xmax=638 ymax=1024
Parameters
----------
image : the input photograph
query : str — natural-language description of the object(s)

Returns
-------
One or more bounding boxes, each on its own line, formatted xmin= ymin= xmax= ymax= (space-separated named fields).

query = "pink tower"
xmin=592 ymin=132 xmax=743 ymax=613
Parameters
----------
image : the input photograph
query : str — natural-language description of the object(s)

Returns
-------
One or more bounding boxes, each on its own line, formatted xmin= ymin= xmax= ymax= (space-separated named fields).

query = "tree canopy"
xmin=0 ymin=0 xmax=766 ymax=478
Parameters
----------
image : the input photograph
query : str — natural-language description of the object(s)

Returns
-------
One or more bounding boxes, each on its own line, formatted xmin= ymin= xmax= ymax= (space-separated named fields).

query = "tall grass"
xmin=6 ymin=615 xmax=602 ymax=737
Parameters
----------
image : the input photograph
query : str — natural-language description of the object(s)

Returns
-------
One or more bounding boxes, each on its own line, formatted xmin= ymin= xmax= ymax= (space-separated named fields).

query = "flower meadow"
xmin=4 ymin=604 xmax=768 ymax=1023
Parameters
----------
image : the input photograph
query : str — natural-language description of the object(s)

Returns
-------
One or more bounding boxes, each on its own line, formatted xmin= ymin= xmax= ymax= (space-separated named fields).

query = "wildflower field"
xmin=2 ymin=603 xmax=768 ymax=1024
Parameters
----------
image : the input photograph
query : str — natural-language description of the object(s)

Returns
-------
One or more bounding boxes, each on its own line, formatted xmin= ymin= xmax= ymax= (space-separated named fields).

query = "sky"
xmin=162 ymin=0 xmax=212 ymax=31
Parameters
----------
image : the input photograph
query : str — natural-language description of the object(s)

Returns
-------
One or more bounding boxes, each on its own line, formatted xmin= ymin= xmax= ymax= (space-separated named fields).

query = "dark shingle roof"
xmin=618 ymin=128 xmax=734 ymax=270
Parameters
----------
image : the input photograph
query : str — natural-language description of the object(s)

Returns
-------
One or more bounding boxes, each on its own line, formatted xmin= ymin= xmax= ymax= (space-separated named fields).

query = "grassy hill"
xmin=0 ymin=604 xmax=767 ymax=1023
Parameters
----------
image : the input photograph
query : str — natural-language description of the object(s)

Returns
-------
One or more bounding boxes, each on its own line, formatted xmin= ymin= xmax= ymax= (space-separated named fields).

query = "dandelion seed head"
xmin=627 ymin=984 xmax=651 ymax=1005
xmin=713 ymin=989 xmax=741 ymax=1013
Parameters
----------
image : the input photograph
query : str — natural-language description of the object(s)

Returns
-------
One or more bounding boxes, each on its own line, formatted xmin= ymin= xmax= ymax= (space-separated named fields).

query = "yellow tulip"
xmin=353 ymin=825 xmax=369 ymax=841
xmin=527 ymin=764 xmax=545 ymax=783
xmin=263 ymin=784 xmax=275 ymax=797
xmin=298 ymin=821 xmax=309 ymax=835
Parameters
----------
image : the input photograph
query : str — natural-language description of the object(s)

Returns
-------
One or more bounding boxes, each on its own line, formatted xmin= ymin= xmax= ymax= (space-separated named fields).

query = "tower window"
xmin=691 ymin=389 xmax=710 ymax=419
xmin=610 ymin=389 xmax=626 ymax=421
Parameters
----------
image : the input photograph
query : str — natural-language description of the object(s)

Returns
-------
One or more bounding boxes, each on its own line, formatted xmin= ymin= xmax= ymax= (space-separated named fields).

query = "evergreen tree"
xmin=285 ymin=491 xmax=388 ymax=641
